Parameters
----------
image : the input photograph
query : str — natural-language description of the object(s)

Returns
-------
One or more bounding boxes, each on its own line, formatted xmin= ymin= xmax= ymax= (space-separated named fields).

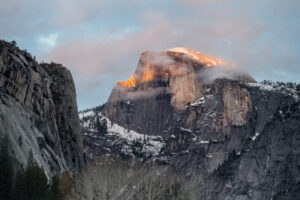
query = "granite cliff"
xmin=80 ymin=48 xmax=300 ymax=200
xmin=104 ymin=48 xmax=255 ymax=136
xmin=0 ymin=40 xmax=84 ymax=178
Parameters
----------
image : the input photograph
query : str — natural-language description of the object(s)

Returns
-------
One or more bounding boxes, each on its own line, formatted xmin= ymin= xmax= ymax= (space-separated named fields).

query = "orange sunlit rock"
xmin=141 ymin=69 xmax=154 ymax=82
xmin=117 ymin=47 xmax=227 ymax=88
xmin=140 ymin=63 xmax=156 ymax=82
xmin=117 ymin=76 xmax=137 ymax=88
xmin=167 ymin=47 xmax=227 ymax=67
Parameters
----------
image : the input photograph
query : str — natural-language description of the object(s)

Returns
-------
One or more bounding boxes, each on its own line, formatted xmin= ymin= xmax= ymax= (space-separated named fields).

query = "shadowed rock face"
xmin=0 ymin=40 xmax=83 ymax=177
xmin=81 ymin=78 xmax=300 ymax=200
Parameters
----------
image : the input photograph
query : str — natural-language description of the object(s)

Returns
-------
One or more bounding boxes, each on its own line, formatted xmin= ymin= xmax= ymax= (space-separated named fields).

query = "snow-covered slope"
xmin=79 ymin=111 xmax=165 ymax=159
xmin=246 ymin=81 xmax=299 ymax=101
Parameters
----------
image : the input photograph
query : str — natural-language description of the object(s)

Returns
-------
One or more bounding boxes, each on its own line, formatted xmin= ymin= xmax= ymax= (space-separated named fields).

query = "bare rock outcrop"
xmin=0 ymin=40 xmax=83 ymax=177
xmin=104 ymin=47 xmax=255 ymax=135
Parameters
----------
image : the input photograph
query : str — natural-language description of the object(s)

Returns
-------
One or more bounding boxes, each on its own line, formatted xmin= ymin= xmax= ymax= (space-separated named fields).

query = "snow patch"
xmin=179 ymin=127 xmax=192 ymax=133
xmin=80 ymin=110 xmax=165 ymax=157
xmin=250 ymin=132 xmax=260 ymax=141
xmin=246 ymin=82 xmax=299 ymax=101
xmin=199 ymin=140 xmax=209 ymax=144
xmin=106 ymin=117 xmax=164 ymax=156
xmin=190 ymin=96 xmax=205 ymax=107
xmin=206 ymin=153 xmax=213 ymax=158
xmin=79 ymin=110 xmax=94 ymax=119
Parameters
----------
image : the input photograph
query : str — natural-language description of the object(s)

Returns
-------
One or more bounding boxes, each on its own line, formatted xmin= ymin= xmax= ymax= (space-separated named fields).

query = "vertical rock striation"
xmin=104 ymin=48 xmax=255 ymax=136
xmin=0 ymin=40 xmax=83 ymax=177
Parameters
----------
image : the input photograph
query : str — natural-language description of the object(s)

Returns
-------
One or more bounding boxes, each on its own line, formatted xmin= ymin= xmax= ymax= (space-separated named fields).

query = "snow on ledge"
xmin=250 ymin=132 xmax=260 ymax=141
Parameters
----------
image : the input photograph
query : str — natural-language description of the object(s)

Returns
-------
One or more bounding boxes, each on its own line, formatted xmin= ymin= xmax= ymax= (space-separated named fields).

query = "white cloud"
xmin=38 ymin=33 xmax=58 ymax=49
xmin=1 ymin=0 xmax=299 ymax=109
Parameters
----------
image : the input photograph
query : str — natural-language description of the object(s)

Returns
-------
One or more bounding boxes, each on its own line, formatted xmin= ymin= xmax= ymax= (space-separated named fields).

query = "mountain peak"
xmin=167 ymin=47 xmax=227 ymax=67
xmin=117 ymin=47 xmax=254 ymax=89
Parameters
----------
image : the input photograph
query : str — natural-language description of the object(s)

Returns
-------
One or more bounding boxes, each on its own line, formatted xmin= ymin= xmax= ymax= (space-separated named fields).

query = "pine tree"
xmin=24 ymin=150 xmax=49 ymax=200
xmin=96 ymin=117 xmax=107 ymax=135
xmin=11 ymin=40 xmax=17 ymax=46
xmin=34 ymin=166 xmax=48 ymax=199
xmin=11 ymin=166 xmax=26 ymax=200
xmin=0 ymin=136 xmax=13 ymax=200
xmin=49 ymin=174 xmax=62 ymax=200
xmin=24 ymin=150 xmax=35 ymax=200
xmin=296 ymin=84 xmax=300 ymax=92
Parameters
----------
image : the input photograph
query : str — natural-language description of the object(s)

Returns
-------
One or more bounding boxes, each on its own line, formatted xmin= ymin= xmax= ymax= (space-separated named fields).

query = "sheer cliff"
xmin=104 ymin=48 xmax=255 ymax=136
xmin=0 ymin=40 xmax=84 ymax=178
xmin=80 ymin=48 xmax=300 ymax=200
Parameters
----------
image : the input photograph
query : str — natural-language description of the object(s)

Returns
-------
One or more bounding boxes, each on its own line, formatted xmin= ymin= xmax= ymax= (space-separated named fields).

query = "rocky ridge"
xmin=80 ymin=48 xmax=300 ymax=200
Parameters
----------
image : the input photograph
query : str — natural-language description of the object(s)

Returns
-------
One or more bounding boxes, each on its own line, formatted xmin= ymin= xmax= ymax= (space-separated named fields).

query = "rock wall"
xmin=81 ymin=78 xmax=300 ymax=200
xmin=81 ymin=46 xmax=300 ymax=199
xmin=168 ymin=66 xmax=204 ymax=109
xmin=42 ymin=63 xmax=84 ymax=172
xmin=0 ymin=40 xmax=83 ymax=177
xmin=104 ymin=49 xmax=255 ymax=136
xmin=105 ymin=84 xmax=174 ymax=135
xmin=221 ymin=81 xmax=252 ymax=127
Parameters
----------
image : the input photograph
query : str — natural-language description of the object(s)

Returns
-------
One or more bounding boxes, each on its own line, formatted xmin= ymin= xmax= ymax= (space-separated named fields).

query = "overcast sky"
xmin=1 ymin=0 xmax=299 ymax=110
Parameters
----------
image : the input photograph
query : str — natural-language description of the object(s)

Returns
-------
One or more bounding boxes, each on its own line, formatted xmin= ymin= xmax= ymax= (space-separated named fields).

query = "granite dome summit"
xmin=117 ymin=47 xmax=255 ymax=90
xmin=111 ymin=47 xmax=255 ymax=116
